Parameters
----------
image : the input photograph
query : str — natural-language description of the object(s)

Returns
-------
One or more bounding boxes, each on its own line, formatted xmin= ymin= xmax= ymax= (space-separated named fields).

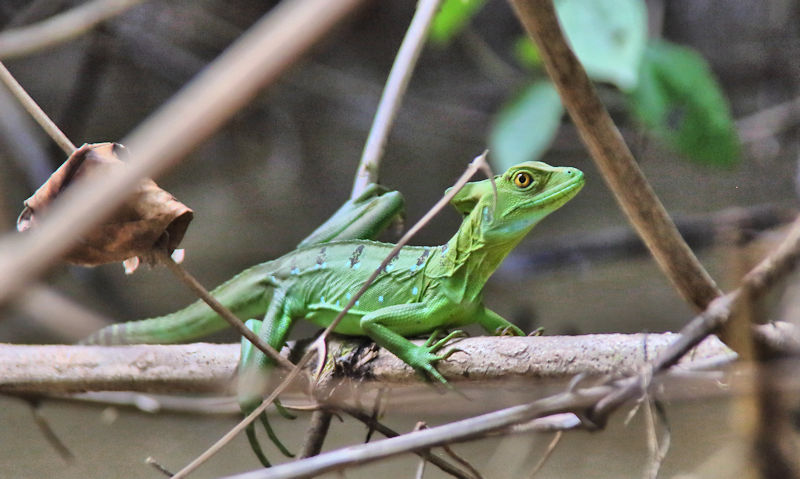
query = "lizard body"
xmin=82 ymin=161 xmax=584 ymax=466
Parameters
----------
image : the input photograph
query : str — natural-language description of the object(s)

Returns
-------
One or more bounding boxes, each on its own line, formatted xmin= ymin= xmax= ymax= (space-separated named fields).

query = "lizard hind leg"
xmin=238 ymin=317 xmax=296 ymax=466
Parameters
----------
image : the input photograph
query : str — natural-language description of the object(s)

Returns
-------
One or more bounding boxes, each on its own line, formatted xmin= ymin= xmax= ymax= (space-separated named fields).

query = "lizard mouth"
xmin=532 ymin=173 xmax=584 ymax=205
xmin=509 ymin=171 xmax=584 ymax=214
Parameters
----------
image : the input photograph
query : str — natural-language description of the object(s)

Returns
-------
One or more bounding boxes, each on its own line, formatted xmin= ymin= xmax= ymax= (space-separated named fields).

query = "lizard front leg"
xmin=359 ymin=303 xmax=462 ymax=384
xmin=474 ymin=306 xmax=525 ymax=336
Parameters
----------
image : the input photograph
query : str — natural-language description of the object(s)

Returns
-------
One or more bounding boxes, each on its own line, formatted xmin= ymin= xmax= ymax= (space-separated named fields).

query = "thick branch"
xmin=0 ymin=334 xmax=734 ymax=395
xmin=507 ymin=0 xmax=722 ymax=311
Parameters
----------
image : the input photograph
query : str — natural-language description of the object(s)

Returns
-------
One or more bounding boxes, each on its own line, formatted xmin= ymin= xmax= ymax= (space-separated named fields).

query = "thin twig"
xmin=28 ymin=400 xmax=74 ymax=462
xmin=0 ymin=61 xmax=75 ymax=154
xmin=507 ymin=0 xmax=722 ymax=312
xmin=642 ymin=400 xmax=670 ymax=479
xmin=0 ymin=0 xmax=147 ymax=59
xmin=170 ymin=355 xmax=310 ymax=479
xmin=218 ymin=386 xmax=613 ymax=479
xmin=351 ymin=0 xmax=442 ymax=196
xmin=298 ymin=409 xmax=333 ymax=459
xmin=440 ymin=442 xmax=484 ymax=479
xmin=159 ymin=252 xmax=294 ymax=371
xmin=343 ymin=407 xmax=475 ymax=479
xmin=413 ymin=421 xmax=428 ymax=479
xmin=0 ymin=0 xmax=367 ymax=308
xmin=145 ymin=456 xmax=174 ymax=477
xmin=527 ymin=431 xmax=561 ymax=478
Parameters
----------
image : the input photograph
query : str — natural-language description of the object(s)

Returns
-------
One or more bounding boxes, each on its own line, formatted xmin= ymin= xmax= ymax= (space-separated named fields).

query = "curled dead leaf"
xmin=17 ymin=142 xmax=193 ymax=271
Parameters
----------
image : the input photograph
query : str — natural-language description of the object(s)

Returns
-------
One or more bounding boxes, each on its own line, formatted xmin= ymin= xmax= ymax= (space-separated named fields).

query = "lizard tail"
xmin=79 ymin=304 xmax=231 ymax=345
xmin=80 ymin=262 xmax=275 ymax=345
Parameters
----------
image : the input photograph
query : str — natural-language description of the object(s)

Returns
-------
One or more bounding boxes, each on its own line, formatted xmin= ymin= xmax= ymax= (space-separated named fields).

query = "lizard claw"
xmin=527 ymin=327 xmax=545 ymax=337
xmin=424 ymin=329 xmax=466 ymax=350
xmin=495 ymin=325 xmax=525 ymax=336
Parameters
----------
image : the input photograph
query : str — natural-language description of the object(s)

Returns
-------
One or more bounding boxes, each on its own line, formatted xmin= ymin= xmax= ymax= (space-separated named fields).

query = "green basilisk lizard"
xmin=82 ymin=160 xmax=584 ymax=466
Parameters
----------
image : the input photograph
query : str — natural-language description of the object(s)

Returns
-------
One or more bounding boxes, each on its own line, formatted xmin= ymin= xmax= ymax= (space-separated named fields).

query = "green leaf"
xmin=555 ymin=0 xmax=647 ymax=90
xmin=430 ymin=0 xmax=486 ymax=45
xmin=628 ymin=40 xmax=740 ymax=167
xmin=513 ymin=36 xmax=542 ymax=69
xmin=489 ymin=82 xmax=564 ymax=171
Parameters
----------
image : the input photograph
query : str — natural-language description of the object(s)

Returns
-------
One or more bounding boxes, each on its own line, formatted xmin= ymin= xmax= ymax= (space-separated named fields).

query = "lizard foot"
xmin=405 ymin=329 xmax=467 ymax=384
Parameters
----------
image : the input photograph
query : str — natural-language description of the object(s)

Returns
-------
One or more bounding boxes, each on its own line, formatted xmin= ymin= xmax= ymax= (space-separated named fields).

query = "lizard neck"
xmin=439 ymin=205 xmax=530 ymax=300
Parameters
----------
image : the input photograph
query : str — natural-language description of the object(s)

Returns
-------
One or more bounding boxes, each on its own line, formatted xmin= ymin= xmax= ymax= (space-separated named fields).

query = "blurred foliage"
xmin=430 ymin=0 xmax=486 ymax=44
xmin=432 ymin=0 xmax=740 ymax=170
xmin=628 ymin=41 xmax=741 ymax=167
xmin=551 ymin=0 xmax=647 ymax=91
xmin=489 ymin=81 xmax=563 ymax=171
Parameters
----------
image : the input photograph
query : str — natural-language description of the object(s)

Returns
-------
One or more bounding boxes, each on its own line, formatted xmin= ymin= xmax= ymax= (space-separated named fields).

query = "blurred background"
xmin=0 ymin=0 xmax=799 ymax=477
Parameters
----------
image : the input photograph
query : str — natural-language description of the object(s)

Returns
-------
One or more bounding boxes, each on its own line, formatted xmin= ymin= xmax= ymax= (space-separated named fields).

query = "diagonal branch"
xmin=0 ymin=61 xmax=75 ymax=154
xmin=507 ymin=0 xmax=722 ymax=312
xmin=0 ymin=0 xmax=367 ymax=308
xmin=0 ymin=0 xmax=148 ymax=59
xmin=351 ymin=0 xmax=442 ymax=196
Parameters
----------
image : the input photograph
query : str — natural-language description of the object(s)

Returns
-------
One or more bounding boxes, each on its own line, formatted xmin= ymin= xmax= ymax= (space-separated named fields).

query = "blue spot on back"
xmin=412 ymin=286 xmax=419 ymax=295
xmin=378 ymin=295 xmax=384 ymax=303
xmin=291 ymin=267 xmax=300 ymax=275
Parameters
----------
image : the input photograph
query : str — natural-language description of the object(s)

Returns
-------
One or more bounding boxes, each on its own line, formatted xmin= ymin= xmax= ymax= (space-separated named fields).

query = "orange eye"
xmin=513 ymin=171 xmax=533 ymax=188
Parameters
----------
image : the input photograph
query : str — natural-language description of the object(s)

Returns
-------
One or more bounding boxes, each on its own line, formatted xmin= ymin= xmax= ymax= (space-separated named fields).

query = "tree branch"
xmin=0 ymin=333 xmax=734 ymax=396
xmin=507 ymin=0 xmax=722 ymax=311
xmin=0 ymin=0 xmax=367 ymax=308
xmin=0 ymin=0 xmax=147 ymax=60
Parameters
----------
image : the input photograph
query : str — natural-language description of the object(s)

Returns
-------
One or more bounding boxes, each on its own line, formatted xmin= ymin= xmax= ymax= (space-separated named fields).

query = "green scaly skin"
xmin=81 ymin=183 xmax=405 ymax=345
xmin=82 ymin=161 xmax=584 ymax=467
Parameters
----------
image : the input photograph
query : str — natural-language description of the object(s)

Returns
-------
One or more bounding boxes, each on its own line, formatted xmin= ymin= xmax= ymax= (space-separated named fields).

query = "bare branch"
xmin=507 ymin=0 xmax=722 ymax=312
xmin=0 ymin=334 xmax=734 ymax=396
xmin=298 ymin=409 xmax=333 ymax=459
xmin=0 ymin=0 xmax=147 ymax=59
xmin=0 ymin=61 xmax=75 ymax=154
xmin=351 ymin=0 xmax=443 ymax=196
xmin=0 ymin=0 xmax=367 ymax=308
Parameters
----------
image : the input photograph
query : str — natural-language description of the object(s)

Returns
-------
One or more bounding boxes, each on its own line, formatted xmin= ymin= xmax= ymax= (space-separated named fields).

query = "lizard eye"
xmin=513 ymin=171 xmax=533 ymax=188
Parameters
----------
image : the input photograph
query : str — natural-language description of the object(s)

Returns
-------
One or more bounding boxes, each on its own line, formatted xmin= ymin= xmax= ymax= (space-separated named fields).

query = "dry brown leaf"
xmin=17 ymin=142 xmax=193 ymax=271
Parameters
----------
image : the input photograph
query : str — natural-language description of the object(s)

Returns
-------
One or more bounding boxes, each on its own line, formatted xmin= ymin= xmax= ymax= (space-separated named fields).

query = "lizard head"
xmin=448 ymin=161 xmax=584 ymax=240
